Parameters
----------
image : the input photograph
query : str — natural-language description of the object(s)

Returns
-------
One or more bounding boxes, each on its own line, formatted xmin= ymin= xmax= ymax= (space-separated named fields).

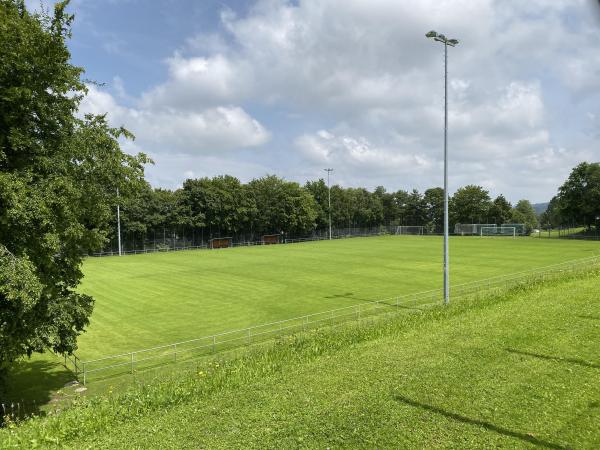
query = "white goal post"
xmin=395 ymin=226 xmax=424 ymax=235
xmin=480 ymin=226 xmax=516 ymax=237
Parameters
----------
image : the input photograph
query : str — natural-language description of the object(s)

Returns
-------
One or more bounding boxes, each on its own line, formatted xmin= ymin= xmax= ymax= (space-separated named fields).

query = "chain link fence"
xmin=90 ymin=226 xmax=431 ymax=256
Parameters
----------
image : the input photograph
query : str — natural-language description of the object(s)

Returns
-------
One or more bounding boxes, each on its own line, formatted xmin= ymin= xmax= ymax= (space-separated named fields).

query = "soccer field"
xmin=76 ymin=235 xmax=600 ymax=360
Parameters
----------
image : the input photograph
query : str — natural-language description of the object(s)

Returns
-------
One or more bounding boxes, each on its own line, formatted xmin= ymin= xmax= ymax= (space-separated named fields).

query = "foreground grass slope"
xmin=2 ymin=268 xmax=599 ymax=448
xmin=78 ymin=236 xmax=598 ymax=359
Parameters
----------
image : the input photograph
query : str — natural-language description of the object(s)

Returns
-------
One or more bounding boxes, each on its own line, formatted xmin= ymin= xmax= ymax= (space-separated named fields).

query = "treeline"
xmin=113 ymin=175 xmax=540 ymax=247
xmin=541 ymin=162 xmax=600 ymax=230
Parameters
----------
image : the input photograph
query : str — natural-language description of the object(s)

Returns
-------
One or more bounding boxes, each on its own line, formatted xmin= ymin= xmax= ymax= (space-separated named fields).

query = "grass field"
xmin=76 ymin=235 xmax=599 ymax=359
xmin=3 ymin=266 xmax=599 ymax=448
xmin=3 ymin=235 xmax=599 ymax=406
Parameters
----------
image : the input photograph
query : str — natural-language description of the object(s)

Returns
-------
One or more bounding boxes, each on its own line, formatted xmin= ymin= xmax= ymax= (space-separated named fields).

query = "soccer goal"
xmin=209 ymin=237 xmax=233 ymax=249
xmin=454 ymin=223 xmax=497 ymax=235
xmin=262 ymin=234 xmax=281 ymax=245
xmin=395 ymin=226 xmax=424 ymax=235
xmin=501 ymin=223 xmax=526 ymax=236
xmin=480 ymin=226 xmax=516 ymax=237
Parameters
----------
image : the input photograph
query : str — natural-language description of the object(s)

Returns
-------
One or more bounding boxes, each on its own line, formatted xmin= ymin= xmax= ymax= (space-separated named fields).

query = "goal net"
xmin=454 ymin=224 xmax=496 ymax=235
xmin=395 ymin=226 xmax=424 ymax=235
xmin=262 ymin=234 xmax=281 ymax=245
xmin=209 ymin=237 xmax=233 ymax=249
xmin=501 ymin=223 xmax=526 ymax=235
xmin=480 ymin=226 xmax=516 ymax=237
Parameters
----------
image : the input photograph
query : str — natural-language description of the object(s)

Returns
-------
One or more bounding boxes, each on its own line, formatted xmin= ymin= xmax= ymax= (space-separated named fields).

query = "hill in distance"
xmin=532 ymin=202 xmax=549 ymax=214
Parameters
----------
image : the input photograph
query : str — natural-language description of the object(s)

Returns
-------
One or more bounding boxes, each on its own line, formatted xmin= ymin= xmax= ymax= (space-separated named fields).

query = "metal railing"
xmin=68 ymin=254 xmax=600 ymax=384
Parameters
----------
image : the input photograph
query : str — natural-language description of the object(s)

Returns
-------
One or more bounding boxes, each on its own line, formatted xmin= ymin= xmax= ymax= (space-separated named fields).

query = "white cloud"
xmin=75 ymin=0 xmax=600 ymax=201
xmin=295 ymin=130 xmax=431 ymax=174
xmin=80 ymin=85 xmax=270 ymax=154
xmin=140 ymin=54 xmax=251 ymax=109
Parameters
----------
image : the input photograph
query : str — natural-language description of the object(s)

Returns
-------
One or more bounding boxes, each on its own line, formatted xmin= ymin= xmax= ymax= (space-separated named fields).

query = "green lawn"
xmin=76 ymin=235 xmax=599 ymax=359
xmin=3 ymin=236 xmax=599 ymax=407
xmin=3 ymin=266 xmax=599 ymax=448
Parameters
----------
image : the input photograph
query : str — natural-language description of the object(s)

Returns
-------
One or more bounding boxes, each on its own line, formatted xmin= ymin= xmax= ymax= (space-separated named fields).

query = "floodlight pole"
xmin=116 ymin=187 xmax=122 ymax=256
xmin=426 ymin=31 xmax=458 ymax=305
xmin=443 ymin=40 xmax=449 ymax=305
xmin=324 ymin=168 xmax=333 ymax=240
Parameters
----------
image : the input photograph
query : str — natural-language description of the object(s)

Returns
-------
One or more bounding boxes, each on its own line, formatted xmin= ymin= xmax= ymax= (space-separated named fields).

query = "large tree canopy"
xmin=248 ymin=175 xmax=318 ymax=237
xmin=512 ymin=199 xmax=539 ymax=234
xmin=0 ymin=1 xmax=149 ymax=371
xmin=557 ymin=162 xmax=600 ymax=228
xmin=450 ymin=185 xmax=492 ymax=225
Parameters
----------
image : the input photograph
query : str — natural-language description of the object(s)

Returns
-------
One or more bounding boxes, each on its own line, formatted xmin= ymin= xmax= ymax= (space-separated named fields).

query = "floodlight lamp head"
xmin=438 ymin=34 xmax=446 ymax=40
xmin=448 ymin=39 xmax=459 ymax=46
xmin=425 ymin=30 xmax=438 ymax=38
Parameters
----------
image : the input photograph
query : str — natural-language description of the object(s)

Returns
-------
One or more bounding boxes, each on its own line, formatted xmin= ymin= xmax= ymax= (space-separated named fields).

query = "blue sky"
xmin=29 ymin=0 xmax=600 ymax=203
xmin=67 ymin=1 xmax=253 ymax=96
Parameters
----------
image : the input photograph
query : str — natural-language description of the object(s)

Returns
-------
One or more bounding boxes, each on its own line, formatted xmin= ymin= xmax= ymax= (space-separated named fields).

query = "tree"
xmin=393 ymin=190 xmax=411 ymax=226
xmin=512 ymin=200 xmax=538 ymax=234
xmin=247 ymin=175 xmax=318 ymax=236
xmin=556 ymin=162 xmax=600 ymax=229
xmin=345 ymin=188 xmax=383 ymax=228
xmin=488 ymin=195 xmax=513 ymax=225
xmin=403 ymin=189 xmax=426 ymax=226
xmin=539 ymin=196 xmax=561 ymax=229
xmin=118 ymin=182 xmax=155 ymax=246
xmin=0 ymin=2 xmax=149 ymax=373
xmin=450 ymin=185 xmax=492 ymax=226
xmin=180 ymin=176 xmax=256 ymax=239
xmin=330 ymin=185 xmax=352 ymax=229
xmin=424 ymin=187 xmax=444 ymax=233
xmin=374 ymin=186 xmax=398 ymax=225
xmin=304 ymin=179 xmax=328 ymax=230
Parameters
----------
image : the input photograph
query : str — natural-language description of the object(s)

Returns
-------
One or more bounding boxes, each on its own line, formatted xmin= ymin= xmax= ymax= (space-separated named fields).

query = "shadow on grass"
xmin=323 ymin=292 xmax=420 ymax=310
xmin=506 ymin=348 xmax=600 ymax=370
xmin=1 ymin=356 xmax=76 ymax=419
xmin=324 ymin=292 xmax=372 ymax=302
xmin=577 ymin=315 xmax=600 ymax=321
xmin=393 ymin=394 xmax=567 ymax=449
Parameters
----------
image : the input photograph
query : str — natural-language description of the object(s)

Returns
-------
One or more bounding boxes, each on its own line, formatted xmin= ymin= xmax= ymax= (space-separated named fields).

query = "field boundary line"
xmin=64 ymin=254 xmax=600 ymax=384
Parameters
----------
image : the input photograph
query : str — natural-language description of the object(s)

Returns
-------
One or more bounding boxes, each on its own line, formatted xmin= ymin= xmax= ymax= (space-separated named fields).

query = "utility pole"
xmin=116 ymin=187 xmax=122 ymax=256
xmin=324 ymin=168 xmax=334 ymax=240
xmin=426 ymin=30 xmax=459 ymax=305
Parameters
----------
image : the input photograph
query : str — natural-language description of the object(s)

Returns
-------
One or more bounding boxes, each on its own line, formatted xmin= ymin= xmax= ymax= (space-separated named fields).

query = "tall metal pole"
xmin=324 ymin=168 xmax=333 ymax=240
xmin=443 ymin=42 xmax=449 ymax=304
xmin=116 ymin=187 xmax=122 ymax=256
xmin=426 ymin=30 xmax=457 ymax=305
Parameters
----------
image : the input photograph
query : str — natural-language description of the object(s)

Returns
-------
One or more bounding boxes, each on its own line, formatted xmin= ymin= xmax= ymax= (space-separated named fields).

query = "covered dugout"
xmin=262 ymin=234 xmax=282 ymax=245
xmin=209 ymin=237 xmax=233 ymax=249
